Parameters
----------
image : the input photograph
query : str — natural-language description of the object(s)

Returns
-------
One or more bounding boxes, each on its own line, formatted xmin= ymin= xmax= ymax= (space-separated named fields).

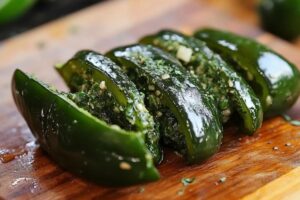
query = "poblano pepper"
xmin=55 ymin=50 xmax=162 ymax=164
xmin=140 ymin=30 xmax=263 ymax=135
xmin=259 ymin=0 xmax=300 ymax=40
xmin=194 ymin=28 xmax=300 ymax=117
xmin=106 ymin=44 xmax=223 ymax=164
xmin=12 ymin=68 xmax=159 ymax=186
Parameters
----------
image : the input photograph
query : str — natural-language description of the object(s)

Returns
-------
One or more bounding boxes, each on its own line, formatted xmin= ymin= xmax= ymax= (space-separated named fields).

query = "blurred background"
xmin=205 ymin=0 xmax=300 ymax=45
xmin=0 ymin=0 xmax=103 ymax=40
xmin=0 ymin=0 xmax=300 ymax=46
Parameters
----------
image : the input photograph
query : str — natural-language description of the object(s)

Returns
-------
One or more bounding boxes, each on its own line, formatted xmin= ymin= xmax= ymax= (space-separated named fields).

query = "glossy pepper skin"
xmin=0 ymin=0 xmax=37 ymax=24
xmin=259 ymin=0 xmax=300 ymax=40
xmin=12 ymin=69 xmax=159 ymax=186
xmin=55 ymin=50 xmax=162 ymax=164
xmin=106 ymin=44 xmax=223 ymax=164
xmin=140 ymin=30 xmax=263 ymax=135
xmin=195 ymin=28 xmax=300 ymax=117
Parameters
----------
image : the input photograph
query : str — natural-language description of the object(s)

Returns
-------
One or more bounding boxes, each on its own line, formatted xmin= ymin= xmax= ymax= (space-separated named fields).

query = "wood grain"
xmin=1 ymin=0 xmax=300 ymax=199
xmin=243 ymin=167 xmax=300 ymax=200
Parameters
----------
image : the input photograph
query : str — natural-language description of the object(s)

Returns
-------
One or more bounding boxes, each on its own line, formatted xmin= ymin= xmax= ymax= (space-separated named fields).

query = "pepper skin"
xmin=12 ymin=69 xmax=159 ymax=186
xmin=106 ymin=44 xmax=223 ymax=164
xmin=259 ymin=0 xmax=300 ymax=40
xmin=195 ymin=28 xmax=300 ymax=117
xmin=140 ymin=30 xmax=263 ymax=135
xmin=0 ymin=0 xmax=37 ymax=24
xmin=56 ymin=50 xmax=162 ymax=164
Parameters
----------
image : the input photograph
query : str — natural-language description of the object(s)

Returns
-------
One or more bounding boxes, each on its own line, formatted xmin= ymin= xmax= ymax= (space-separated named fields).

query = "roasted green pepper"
xmin=140 ymin=30 xmax=263 ymax=134
xmin=55 ymin=50 xmax=162 ymax=164
xmin=195 ymin=28 xmax=300 ymax=117
xmin=259 ymin=0 xmax=300 ymax=40
xmin=12 ymin=69 xmax=159 ymax=186
xmin=0 ymin=0 xmax=37 ymax=24
xmin=106 ymin=44 xmax=223 ymax=164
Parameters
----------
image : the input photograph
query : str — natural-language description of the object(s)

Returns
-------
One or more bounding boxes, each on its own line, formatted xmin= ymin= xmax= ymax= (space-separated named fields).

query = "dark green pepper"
xmin=55 ymin=50 xmax=162 ymax=163
xmin=140 ymin=30 xmax=263 ymax=134
xmin=12 ymin=69 xmax=159 ymax=186
xmin=106 ymin=44 xmax=223 ymax=164
xmin=195 ymin=28 xmax=300 ymax=117
xmin=0 ymin=0 xmax=37 ymax=24
xmin=259 ymin=0 xmax=300 ymax=40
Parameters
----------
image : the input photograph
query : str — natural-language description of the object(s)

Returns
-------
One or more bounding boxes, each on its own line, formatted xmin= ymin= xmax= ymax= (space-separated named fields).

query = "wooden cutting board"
xmin=1 ymin=0 xmax=300 ymax=199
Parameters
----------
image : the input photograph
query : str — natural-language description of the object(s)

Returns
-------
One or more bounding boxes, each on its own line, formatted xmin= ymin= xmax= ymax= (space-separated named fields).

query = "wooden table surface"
xmin=1 ymin=0 xmax=300 ymax=199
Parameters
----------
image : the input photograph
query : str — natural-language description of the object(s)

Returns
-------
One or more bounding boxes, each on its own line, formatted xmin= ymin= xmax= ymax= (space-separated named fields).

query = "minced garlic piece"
xmin=99 ymin=81 xmax=107 ymax=90
xmin=113 ymin=106 xmax=120 ymax=113
xmin=148 ymin=85 xmax=155 ymax=91
xmin=119 ymin=161 xmax=132 ymax=170
xmin=176 ymin=45 xmax=193 ymax=63
xmin=266 ymin=95 xmax=273 ymax=106
xmin=111 ymin=124 xmax=121 ymax=130
xmin=161 ymin=74 xmax=170 ymax=80
xmin=136 ymin=103 xmax=146 ymax=112
xmin=222 ymin=109 xmax=231 ymax=117
xmin=155 ymin=90 xmax=161 ymax=96
xmin=228 ymin=80 xmax=233 ymax=87
xmin=156 ymin=111 xmax=163 ymax=117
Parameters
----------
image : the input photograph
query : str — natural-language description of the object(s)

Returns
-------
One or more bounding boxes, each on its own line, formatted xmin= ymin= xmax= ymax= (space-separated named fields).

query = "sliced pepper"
xmin=106 ymin=44 xmax=223 ymax=164
xmin=195 ymin=28 xmax=300 ymax=117
xmin=55 ymin=50 xmax=162 ymax=164
xmin=140 ymin=30 xmax=263 ymax=134
xmin=12 ymin=69 xmax=159 ymax=186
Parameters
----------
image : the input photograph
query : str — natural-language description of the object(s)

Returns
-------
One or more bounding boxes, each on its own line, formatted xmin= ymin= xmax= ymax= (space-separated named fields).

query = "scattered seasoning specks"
xmin=273 ymin=146 xmax=279 ymax=151
xmin=282 ymin=114 xmax=300 ymax=126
